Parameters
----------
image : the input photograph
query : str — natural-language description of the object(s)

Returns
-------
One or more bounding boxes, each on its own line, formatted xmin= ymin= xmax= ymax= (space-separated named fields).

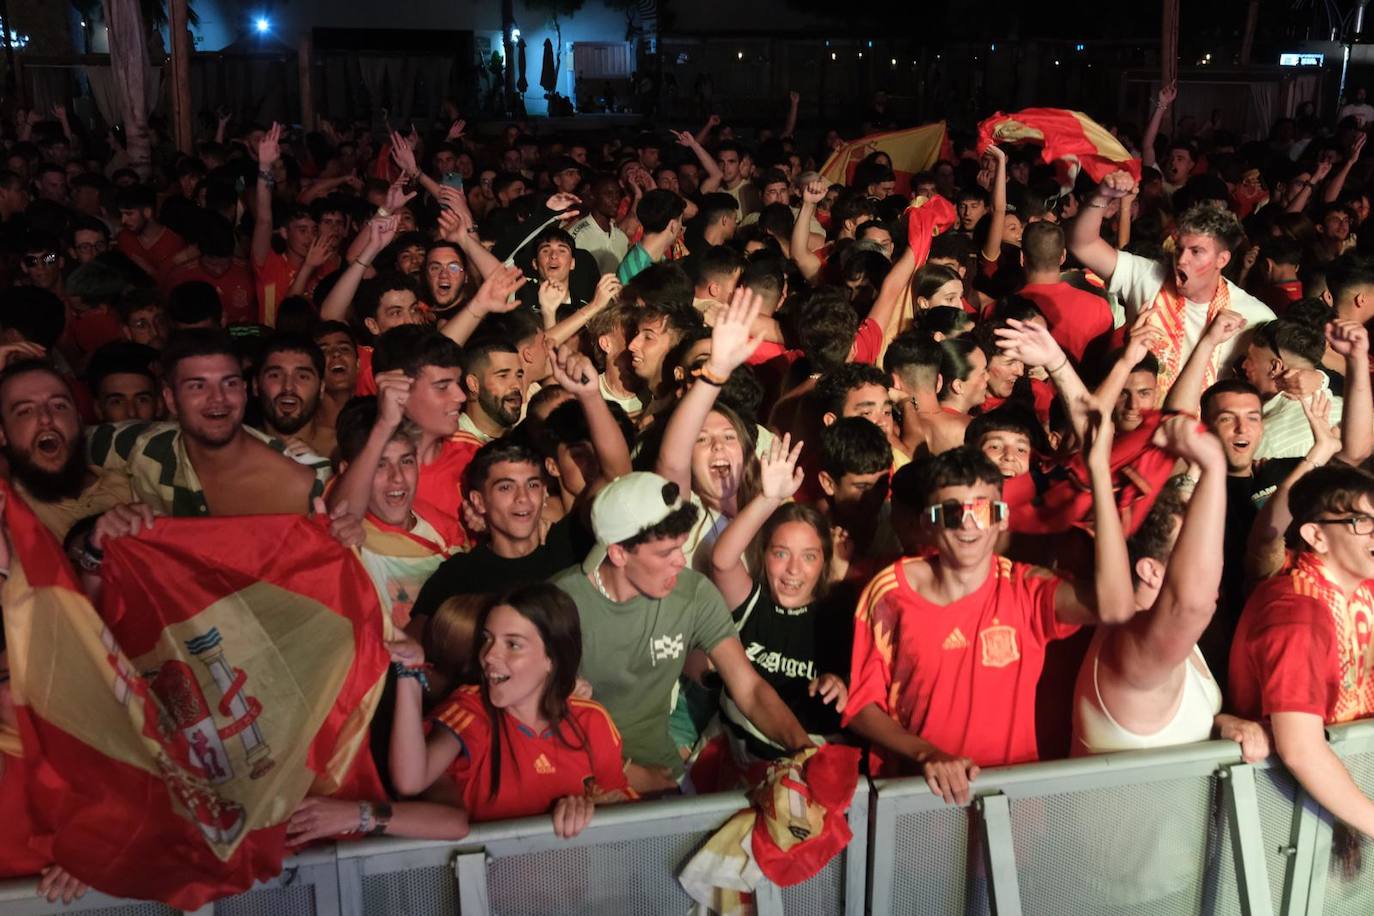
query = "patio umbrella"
xmin=517 ymin=37 xmax=528 ymax=94
xmin=540 ymin=37 xmax=558 ymax=93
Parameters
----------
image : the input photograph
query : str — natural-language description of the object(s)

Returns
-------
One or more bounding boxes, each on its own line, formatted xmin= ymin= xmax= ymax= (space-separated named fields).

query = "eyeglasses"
xmin=427 ymin=262 xmax=465 ymax=275
xmin=21 ymin=252 xmax=57 ymax=268
xmin=1314 ymin=515 xmax=1374 ymax=536
xmin=74 ymin=241 xmax=108 ymax=254
xmin=924 ymin=497 xmax=1009 ymax=530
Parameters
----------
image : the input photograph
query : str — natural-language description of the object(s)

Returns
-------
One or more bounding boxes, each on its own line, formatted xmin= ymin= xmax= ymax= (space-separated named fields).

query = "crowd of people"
xmin=5 ymin=79 xmax=1374 ymax=903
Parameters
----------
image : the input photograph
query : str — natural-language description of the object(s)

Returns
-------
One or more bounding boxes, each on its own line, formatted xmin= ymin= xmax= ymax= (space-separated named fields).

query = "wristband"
xmin=357 ymin=801 xmax=373 ymax=835
xmin=694 ymin=364 xmax=730 ymax=386
xmin=391 ymin=661 xmax=431 ymax=691
xmin=1046 ymin=356 xmax=1069 ymax=375
xmin=1085 ymin=200 xmax=1110 ymax=210
xmin=257 ymin=170 xmax=276 ymax=185
xmin=376 ymin=206 xmax=391 ymax=218
xmin=368 ymin=801 xmax=393 ymax=836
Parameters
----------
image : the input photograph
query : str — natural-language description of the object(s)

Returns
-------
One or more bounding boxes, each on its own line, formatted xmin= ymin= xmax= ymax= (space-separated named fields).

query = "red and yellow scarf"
xmin=1140 ymin=271 xmax=1231 ymax=396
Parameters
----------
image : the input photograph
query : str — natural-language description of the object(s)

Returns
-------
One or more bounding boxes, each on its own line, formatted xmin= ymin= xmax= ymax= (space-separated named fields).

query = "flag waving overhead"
xmin=819 ymin=122 xmax=949 ymax=196
xmin=2 ymin=495 xmax=388 ymax=909
xmin=977 ymin=108 xmax=1141 ymax=184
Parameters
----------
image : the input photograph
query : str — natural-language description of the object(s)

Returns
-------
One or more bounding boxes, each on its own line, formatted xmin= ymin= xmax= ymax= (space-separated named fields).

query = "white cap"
xmin=581 ymin=472 xmax=685 ymax=573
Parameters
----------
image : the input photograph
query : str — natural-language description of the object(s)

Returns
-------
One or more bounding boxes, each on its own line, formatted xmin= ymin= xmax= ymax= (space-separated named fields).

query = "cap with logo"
xmin=581 ymin=471 xmax=685 ymax=574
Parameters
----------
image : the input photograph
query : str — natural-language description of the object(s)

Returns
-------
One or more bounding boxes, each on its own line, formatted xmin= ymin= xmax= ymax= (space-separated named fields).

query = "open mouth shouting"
xmin=32 ymin=430 xmax=67 ymax=463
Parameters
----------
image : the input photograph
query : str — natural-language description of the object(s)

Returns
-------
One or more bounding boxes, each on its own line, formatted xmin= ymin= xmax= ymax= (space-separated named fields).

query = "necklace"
xmin=592 ymin=561 xmax=614 ymax=600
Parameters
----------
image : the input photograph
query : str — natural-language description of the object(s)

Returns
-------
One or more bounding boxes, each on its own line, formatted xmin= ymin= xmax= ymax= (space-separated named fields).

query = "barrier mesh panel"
xmin=58 ymin=904 xmax=176 ymax=916
xmin=1011 ymin=775 xmax=1215 ymax=915
xmin=362 ymin=864 xmax=458 ymax=916
xmin=1325 ymin=749 xmax=1374 ymax=914
xmin=890 ymin=806 xmax=987 ymax=915
xmin=1254 ymin=765 xmax=1302 ymax=911
xmin=1202 ymin=788 xmax=1244 ymax=916
xmin=217 ymin=884 xmax=316 ymax=916
xmin=487 ymin=830 xmax=707 ymax=916
xmin=779 ymin=848 xmax=845 ymax=916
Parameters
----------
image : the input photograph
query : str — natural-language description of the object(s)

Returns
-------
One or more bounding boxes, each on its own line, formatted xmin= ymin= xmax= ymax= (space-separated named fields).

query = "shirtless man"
xmin=90 ymin=328 xmax=326 ymax=517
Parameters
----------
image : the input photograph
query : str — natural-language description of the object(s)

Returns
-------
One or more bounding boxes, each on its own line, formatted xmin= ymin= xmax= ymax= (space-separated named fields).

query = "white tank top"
xmin=1073 ymin=640 xmax=1222 ymax=755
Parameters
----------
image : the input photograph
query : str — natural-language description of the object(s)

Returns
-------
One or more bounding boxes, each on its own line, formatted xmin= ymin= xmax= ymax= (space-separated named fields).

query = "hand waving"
xmin=758 ymin=433 xmax=805 ymax=501
xmin=702 ymin=286 xmax=763 ymax=378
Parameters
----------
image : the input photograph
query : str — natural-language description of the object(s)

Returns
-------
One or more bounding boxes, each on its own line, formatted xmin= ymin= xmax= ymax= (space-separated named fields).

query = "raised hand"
xmin=1351 ymin=130 xmax=1368 ymax=162
xmin=304 ymin=231 xmax=336 ymax=268
xmin=383 ymin=178 xmax=417 ymax=214
xmin=447 ymin=119 xmax=467 ymax=141
xmin=1157 ymin=81 xmax=1178 ymax=109
xmin=589 ymin=273 xmax=622 ymax=309
xmin=257 ymin=122 xmax=282 ymax=167
xmin=669 ymin=128 xmax=698 ymax=148
xmin=789 ymin=89 xmax=801 ymax=106
xmin=705 ymin=114 xmax=721 ymax=129
xmin=546 ymin=192 xmax=582 ymax=215
xmin=1124 ymin=306 xmax=1166 ymax=364
xmin=1312 ymin=160 xmax=1333 ymax=183
xmin=369 ymin=213 xmax=401 ymax=253
xmin=1096 ymin=170 xmax=1138 ymax=200
xmin=994 ymin=317 xmax=1066 ymax=369
xmin=702 ymin=285 xmax=764 ymax=377
xmin=1203 ymin=309 xmax=1247 ymax=347
xmin=1081 ymin=397 xmax=1115 ymax=470
xmin=801 ymin=178 xmax=827 ymax=206
xmin=758 ymin=432 xmax=805 ymax=501
xmin=538 ymin=278 xmax=567 ymax=314
xmin=1152 ymin=414 xmax=1225 ymax=468
xmin=389 ymin=130 xmax=419 ymax=177
xmin=1327 ymin=318 xmax=1370 ymax=360
xmin=1300 ymin=389 xmax=1341 ymax=465
xmin=375 ymin=370 xmax=413 ymax=430
xmin=549 ymin=344 xmax=599 ymax=397
xmin=470 ymin=265 xmax=527 ymax=315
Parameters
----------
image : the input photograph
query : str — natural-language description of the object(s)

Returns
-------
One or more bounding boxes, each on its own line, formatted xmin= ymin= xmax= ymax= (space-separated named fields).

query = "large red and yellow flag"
xmin=977 ymin=108 xmax=1141 ymax=184
xmin=818 ymin=122 xmax=949 ymax=196
xmin=2 ymin=491 xmax=389 ymax=909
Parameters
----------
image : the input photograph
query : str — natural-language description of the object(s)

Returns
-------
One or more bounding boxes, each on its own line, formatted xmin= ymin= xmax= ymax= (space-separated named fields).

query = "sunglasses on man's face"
xmin=924 ymin=497 xmax=1009 ymax=530
xmin=22 ymin=252 xmax=56 ymax=268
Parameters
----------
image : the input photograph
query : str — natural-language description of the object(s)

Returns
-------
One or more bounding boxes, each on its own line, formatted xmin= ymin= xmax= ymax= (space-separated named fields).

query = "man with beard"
xmin=0 ymin=360 xmax=135 ymax=541
xmin=1068 ymin=172 xmax=1274 ymax=398
xmin=254 ymin=333 xmax=334 ymax=459
xmin=312 ymin=320 xmax=359 ymax=432
xmin=88 ymin=328 xmax=329 ymax=516
xmin=458 ymin=338 xmax=524 ymax=444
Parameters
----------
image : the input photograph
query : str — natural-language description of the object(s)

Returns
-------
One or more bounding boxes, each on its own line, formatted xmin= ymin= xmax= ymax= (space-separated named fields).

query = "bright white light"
xmin=511 ymin=27 xmax=520 ymax=39
xmin=830 ymin=51 xmax=836 ymax=61
xmin=254 ymin=17 xmax=269 ymax=32
xmin=737 ymin=50 xmax=743 ymax=60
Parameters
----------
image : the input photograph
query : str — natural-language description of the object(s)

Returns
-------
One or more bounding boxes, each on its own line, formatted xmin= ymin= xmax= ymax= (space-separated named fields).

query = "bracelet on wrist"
xmin=1085 ymin=200 xmax=1110 ymax=210
xmin=353 ymin=257 xmax=373 ymax=269
xmin=391 ymin=661 xmax=431 ymax=691
xmin=376 ymin=206 xmax=391 ymax=218
xmin=368 ymin=801 xmax=393 ymax=836
xmin=693 ymin=364 xmax=729 ymax=386
xmin=1046 ymin=356 xmax=1069 ymax=375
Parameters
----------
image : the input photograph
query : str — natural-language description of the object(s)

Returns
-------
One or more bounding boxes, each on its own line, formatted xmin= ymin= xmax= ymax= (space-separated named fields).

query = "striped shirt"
xmin=87 ymin=421 xmax=331 ymax=517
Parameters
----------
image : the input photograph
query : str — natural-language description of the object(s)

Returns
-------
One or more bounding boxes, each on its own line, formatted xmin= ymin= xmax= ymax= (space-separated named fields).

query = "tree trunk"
xmin=1161 ymin=0 xmax=1179 ymax=89
xmin=1239 ymin=0 xmax=1259 ymax=65
xmin=298 ymin=31 xmax=315 ymax=130
xmin=102 ymin=0 xmax=152 ymax=179
xmin=168 ymin=0 xmax=193 ymax=154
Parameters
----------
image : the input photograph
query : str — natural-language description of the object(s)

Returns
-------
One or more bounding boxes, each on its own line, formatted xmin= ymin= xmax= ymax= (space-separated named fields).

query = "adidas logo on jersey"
xmin=942 ymin=627 xmax=969 ymax=650
xmin=534 ymin=753 xmax=555 ymax=775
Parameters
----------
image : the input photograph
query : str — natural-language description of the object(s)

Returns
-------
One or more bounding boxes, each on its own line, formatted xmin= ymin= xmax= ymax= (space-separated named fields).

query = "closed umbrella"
xmin=517 ymin=37 xmax=528 ymax=94
xmin=540 ymin=37 xmax=557 ymax=93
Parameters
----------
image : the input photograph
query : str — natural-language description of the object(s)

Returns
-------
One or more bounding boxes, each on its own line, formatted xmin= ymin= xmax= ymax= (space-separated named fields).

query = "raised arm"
xmin=438 ymin=266 xmax=527 ymax=346
xmin=1116 ymin=189 xmax=1137 ymax=251
xmin=1140 ymin=82 xmax=1176 ymax=170
xmin=1325 ymin=132 xmax=1366 ymax=204
xmin=671 ymin=129 xmax=723 ymax=194
xmin=437 ymin=202 xmax=503 ymax=281
xmin=791 ymin=179 xmax=827 ymax=281
xmin=867 ymin=245 xmax=917 ymax=348
xmin=1111 ymin=419 xmax=1228 ymax=683
xmin=1054 ymin=404 xmax=1137 ymax=626
xmin=1286 ymin=160 xmax=1330 ymax=214
xmin=994 ymin=317 xmax=1094 ymax=441
xmin=1068 ymin=171 xmax=1135 ymax=283
xmin=1246 ymin=392 xmax=1341 ymax=582
xmin=548 ymin=344 xmax=633 ymax=490
xmin=1329 ymin=319 xmax=1373 ymax=465
xmin=547 ymin=274 xmax=622 ymax=348
xmin=979 ymin=145 xmax=1007 ymax=263
xmin=251 ymin=122 xmax=282 ymax=269
xmin=710 ymin=434 xmax=804 ymax=608
xmin=1095 ymin=309 xmax=1166 ymax=411
xmin=1163 ymin=308 xmax=1247 ymax=415
xmin=655 ymin=288 xmax=762 ymax=494
xmin=694 ymin=113 xmax=721 ymax=148
xmin=781 ymin=90 xmax=800 ymax=139
xmin=319 ymin=215 xmax=400 ymax=322
xmin=327 ymin=371 xmax=412 ymax=515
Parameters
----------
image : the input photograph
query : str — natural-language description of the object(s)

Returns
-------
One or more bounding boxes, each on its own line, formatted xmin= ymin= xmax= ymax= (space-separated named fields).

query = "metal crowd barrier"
xmin=0 ymin=787 xmax=868 ymax=916
xmin=867 ymin=719 xmax=1374 ymax=916
xmin=2 ymin=721 xmax=1373 ymax=916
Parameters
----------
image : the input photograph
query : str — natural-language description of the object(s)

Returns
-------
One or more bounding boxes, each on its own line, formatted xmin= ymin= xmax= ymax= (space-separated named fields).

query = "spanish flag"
xmin=818 ymin=122 xmax=950 ymax=196
xmin=977 ymin=108 xmax=1141 ymax=184
xmin=2 ymin=491 xmax=388 ymax=908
